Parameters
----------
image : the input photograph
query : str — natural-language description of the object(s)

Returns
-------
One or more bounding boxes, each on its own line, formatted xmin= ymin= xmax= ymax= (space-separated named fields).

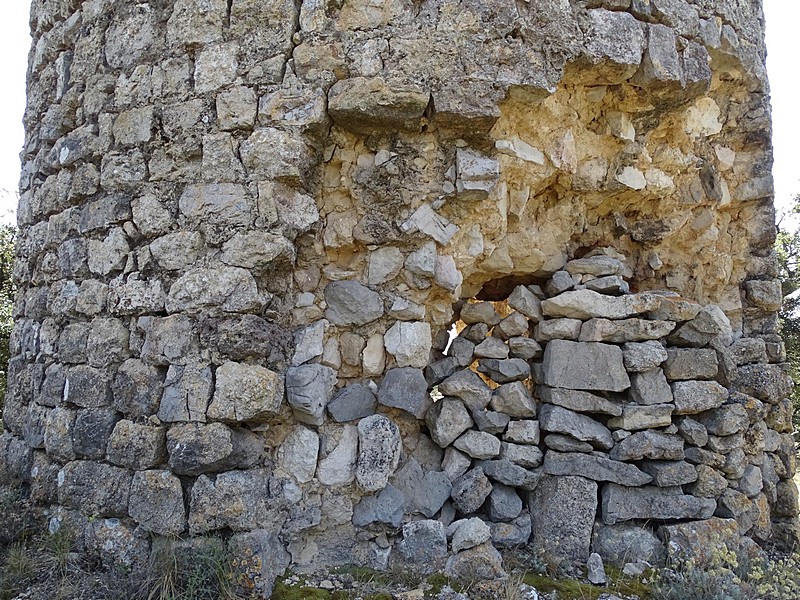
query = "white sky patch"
xmin=0 ymin=3 xmax=796 ymax=226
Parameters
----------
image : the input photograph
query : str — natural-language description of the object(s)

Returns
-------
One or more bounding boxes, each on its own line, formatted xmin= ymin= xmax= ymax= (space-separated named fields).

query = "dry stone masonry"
xmin=4 ymin=0 xmax=798 ymax=595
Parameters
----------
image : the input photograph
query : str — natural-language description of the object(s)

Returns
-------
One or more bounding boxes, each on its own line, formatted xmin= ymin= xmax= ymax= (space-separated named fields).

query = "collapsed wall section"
xmin=3 ymin=0 xmax=797 ymax=595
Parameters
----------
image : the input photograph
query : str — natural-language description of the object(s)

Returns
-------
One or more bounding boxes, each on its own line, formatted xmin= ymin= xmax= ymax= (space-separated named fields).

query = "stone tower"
xmin=4 ymin=0 xmax=797 ymax=595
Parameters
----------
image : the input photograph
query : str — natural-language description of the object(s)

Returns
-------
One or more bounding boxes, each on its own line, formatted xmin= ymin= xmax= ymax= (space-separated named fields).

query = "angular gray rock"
xmin=327 ymin=383 xmax=377 ymax=423
xmin=442 ymin=447 xmax=472 ymax=481
xmin=129 ymin=470 xmax=186 ymax=535
xmin=352 ymin=484 xmax=405 ymax=527
xmin=487 ymin=484 xmax=523 ymax=521
xmin=158 ymin=363 xmax=213 ymax=423
xmin=474 ymin=337 xmax=510 ymax=359
xmin=208 ymin=361 xmax=284 ymax=423
xmin=504 ymin=420 xmax=540 ymax=445
xmin=508 ymin=337 xmax=543 ymax=360
xmin=622 ymin=340 xmax=669 ymax=372
xmin=663 ymin=348 xmax=719 ymax=380
xmin=166 ymin=423 xmax=262 ymax=476
xmin=451 ymin=467 xmax=493 ymax=514
xmin=508 ymin=285 xmax=543 ymax=322
xmin=355 ymin=415 xmax=401 ymax=493
xmin=112 ymin=359 xmax=164 ymax=418
xmin=451 ymin=517 xmax=492 ymax=552
xmin=640 ymin=460 xmax=697 ymax=487
xmin=384 ymin=321 xmax=433 ymax=368
xmin=607 ymin=404 xmax=674 ymax=430
xmin=478 ymin=459 xmax=542 ymax=491
xmin=106 ymin=420 xmax=166 ymax=470
xmin=587 ymin=553 xmax=607 ymax=585
xmin=695 ymin=403 xmax=749 ymax=436
xmin=610 ymin=431 xmax=684 ymax=461
xmin=529 ymin=475 xmax=598 ymax=562
xmin=285 ymin=364 xmax=337 ymax=426
xmin=317 ymin=425 xmax=358 ymax=486
xmin=631 ymin=368 xmax=673 ymax=405
xmin=453 ymin=431 xmax=501 ymax=460
xmin=471 ymin=409 xmax=511 ymax=435
xmin=57 ymin=460 xmax=132 ymax=517
xmin=276 ymin=425 xmax=319 ymax=484
xmin=460 ymin=302 xmax=501 ymax=326
xmin=543 ymin=451 xmax=653 ymax=486
xmin=545 ymin=434 xmax=594 ymax=453
xmin=671 ymin=380 xmax=728 ymax=414
xmin=592 ymin=522 xmax=667 ymax=568
xmin=494 ymin=312 xmax=530 ymax=340
xmin=391 ymin=459 xmax=452 ymax=518
xmin=324 ymin=281 xmax=384 ymax=325
xmin=378 ymin=367 xmax=432 ymax=418
xmin=397 ymin=520 xmax=449 ymax=569
xmin=439 ymin=369 xmax=492 ymax=411
xmin=601 ymin=484 xmax=716 ymax=525
xmin=490 ymin=381 xmax=537 ymax=417
xmin=426 ymin=397 xmax=473 ymax=448
xmin=732 ymin=363 xmax=794 ymax=403
xmin=490 ymin=513 xmax=532 ymax=548
xmin=538 ymin=386 xmax=623 ymax=416
xmin=542 ymin=290 xmax=660 ymax=320
xmin=579 ymin=318 xmax=675 ymax=343
xmin=444 ymin=541 xmax=505 ymax=582
xmin=542 ymin=340 xmax=630 ymax=392
xmin=477 ymin=358 xmax=531 ymax=383
xmin=677 ymin=417 xmax=709 ymax=447
xmin=539 ymin=404 xmax=613 ymax=450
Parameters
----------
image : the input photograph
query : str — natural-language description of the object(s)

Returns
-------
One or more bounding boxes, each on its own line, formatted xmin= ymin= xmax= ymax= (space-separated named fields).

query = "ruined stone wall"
xmin=3 ymin=0 xmax=798 ymax=594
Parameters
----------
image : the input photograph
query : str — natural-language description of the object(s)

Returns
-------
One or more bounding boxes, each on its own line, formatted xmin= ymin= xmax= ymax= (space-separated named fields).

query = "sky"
xmin=0 ymin=2 xmax=797 ymax=225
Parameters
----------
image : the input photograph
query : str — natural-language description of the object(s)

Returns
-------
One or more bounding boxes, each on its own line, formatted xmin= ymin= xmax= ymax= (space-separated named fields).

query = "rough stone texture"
xmin=530 ymin=476 xmax=598 ymax=562
xmin=542 ymin=340 xmax=630 ymax=392
xmin=602 ymin=484 xmax=717 ymax=525
xmin=14 ymin=0 xmax=797 ymax=574
xmin=451 ymin=467 xmax=493 ymax=514
xmin=592 ymin=522 xmax=667 ymax=567
xmin=355 ymin=415 xmax=401 ymax=493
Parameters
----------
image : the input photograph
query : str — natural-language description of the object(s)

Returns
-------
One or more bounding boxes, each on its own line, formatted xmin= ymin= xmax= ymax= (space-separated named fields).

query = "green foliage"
xmin=0 ymin=224 xmax=15 ymax=412
xmin=776 ymin=205 xmax=800 ymax=428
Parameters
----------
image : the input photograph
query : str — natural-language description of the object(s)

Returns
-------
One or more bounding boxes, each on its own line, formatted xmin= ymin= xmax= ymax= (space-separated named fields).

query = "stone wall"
xmin=3 ymin=0 xmax=798 ymax=594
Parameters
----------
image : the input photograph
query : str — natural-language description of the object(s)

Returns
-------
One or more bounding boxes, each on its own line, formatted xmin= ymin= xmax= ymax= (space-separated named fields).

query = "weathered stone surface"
xmin=479 ymin=459 xmax=542 ymax=491
xmin=542 ymin=340 xmax=630 ymax=392
xmin=601 ymin=484 xmax=716 ymax=525
xmin=190 ymin=468 xmax=273 ymax=534
xmin=542 ymin=290 xmax=660 ymax=320
xmin=607 ymin=404 xmax=674 ymax=430
xmin=508 ymin=285 xmax=543 ymax=322
xmin=397 ymin=520 xmax=449 ymax=570
xmin=166 ymin=423 xmax=262 ymax=476
xmin=545 ymin=434 xmax=594 ymax=453
xmin=504 ymin=420 xmax=540 ymax=445
xmin=454 ymin=431 xmax=501 ymax=460
xmin=490 ymin=513 xmax=532 ymax=548
xmin=474 ymin=336 xmax=510 ymax=359
xmin=158 ymin=363 xmax=213 ymax=423
xmin=486 ymin=484 xmax=523 ymax=522
xmin=663 ymin=348 xmax=719 ymax=380
xmin=536 ymin=318 xmax=582 ymax=341
xmin=356 ymin=415 xmax=401 ymax=493
xmin=592 ymin=522 xmax=667 ymax=568
xmin=112 ymin=358 xmax=164 ymax=415
xmin=329 ymin=78 xmax=430 ymax=133
xmin=677 ymin=417 xmax=709 ymax=447
xmin=378 ymin=367 xmax=431 ymax=418
xmin=471 ymin=409 xmax=511 ymax=435
xmin=427 ymin=398 xmax=473 ymax=448
xmin=538 ymin=386 xmax=623 ymax=416
xmin=129 ymin=470 xmax=186 ymax=535
xmin=327 ymin=383 xmax=377 ymax=423
xmin=477 ymin=358 xmax=531 ymax=384
xmin=640 ymin=460 xmax=697 ymax=487
xmin=285 ymin=364 xmax=337 ymax=426
xmin=530 ymin=476 xmax=598 ymax=562
xmin=490 ymin=381 xmax=537 ymax=417
xmin=450 ymin=517 xmax=493 ymax=553
xmin=669 ymin=305 xmax=733 ymax=348
xmin=442 ymin=447 xmax=472 ymax=481
xmin=500 ymin=442 xmax=543 ymax=468
xmin=732 ymin=364 xmax=794 ymax=404
xmin=384 ymin=321 xmax=432 ymax=368
xmin=623 ymin=340 xmax=669 ymax=372
xmin=494 ymin=312 xmax=530 ymax=340
xmin=391 ymin=459 xmax=452 ymax=518
xmin=543 ymin=452 xmax=653 ymax=486
xmin=580 ymin=318 xmax=675 ymax=343
xmin=166 ymin=267 xmax=263 ymax=314
xmin=610 ymin=431 xmax=684 ymax=461
xmin=72 ymin=408 xmax=118 ymax=460
xmin=444 ymin=541 xmax=505 ymax=582
xmin=276 ymin=426 xmax=319 ymax=484
xmin=451 ymin=467 xmax=493 ymax=514
xmin=317 ymin=425 xmax=358 ymax=487
xmin=291 ymin=320 xmax=325 ymax=366
xmin=227 ymin=529 xmax=290 ymax=599
xmin=631 ymin=368 xmax=673 ymax=405
xmin=659 ymin=518 xmax=740 ymax=568
xmin=324 ymin=281 xmax=384 ymax=326
xmin=352 ymin=484 xmax=405 ymax=527
xmin=106 ymin=420 xmax=166 ymax=470
xmin=695 ymin=404 xmax=749 ymax=436
xmin=671 ymin=380 xmax=728 ymax=414
xmin=460 ymin=302 xmax=501 ymax=326
xmin=208 ymin=362 xmax=283 ymax=423
xmin=508 ymin=337 xmax=543 ymax=360
xmin=439 ymin=369 xmax=492 ymax=411
xmin=539 ymin=405 xmax=613 ymax=450
xmin=58 ymin=461 xmax=131 ymax=517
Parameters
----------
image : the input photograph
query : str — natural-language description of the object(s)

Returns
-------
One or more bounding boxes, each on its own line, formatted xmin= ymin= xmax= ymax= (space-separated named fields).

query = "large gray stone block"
xmin=542 ymin=340 xmax=630 ymax=392
xmin=601 ymin=484 xmax=716 ymax=525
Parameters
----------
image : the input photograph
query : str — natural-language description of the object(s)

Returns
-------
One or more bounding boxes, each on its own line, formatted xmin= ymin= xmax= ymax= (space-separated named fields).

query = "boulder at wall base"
xmin=529 ymin=475 xmax=598 ymax=562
